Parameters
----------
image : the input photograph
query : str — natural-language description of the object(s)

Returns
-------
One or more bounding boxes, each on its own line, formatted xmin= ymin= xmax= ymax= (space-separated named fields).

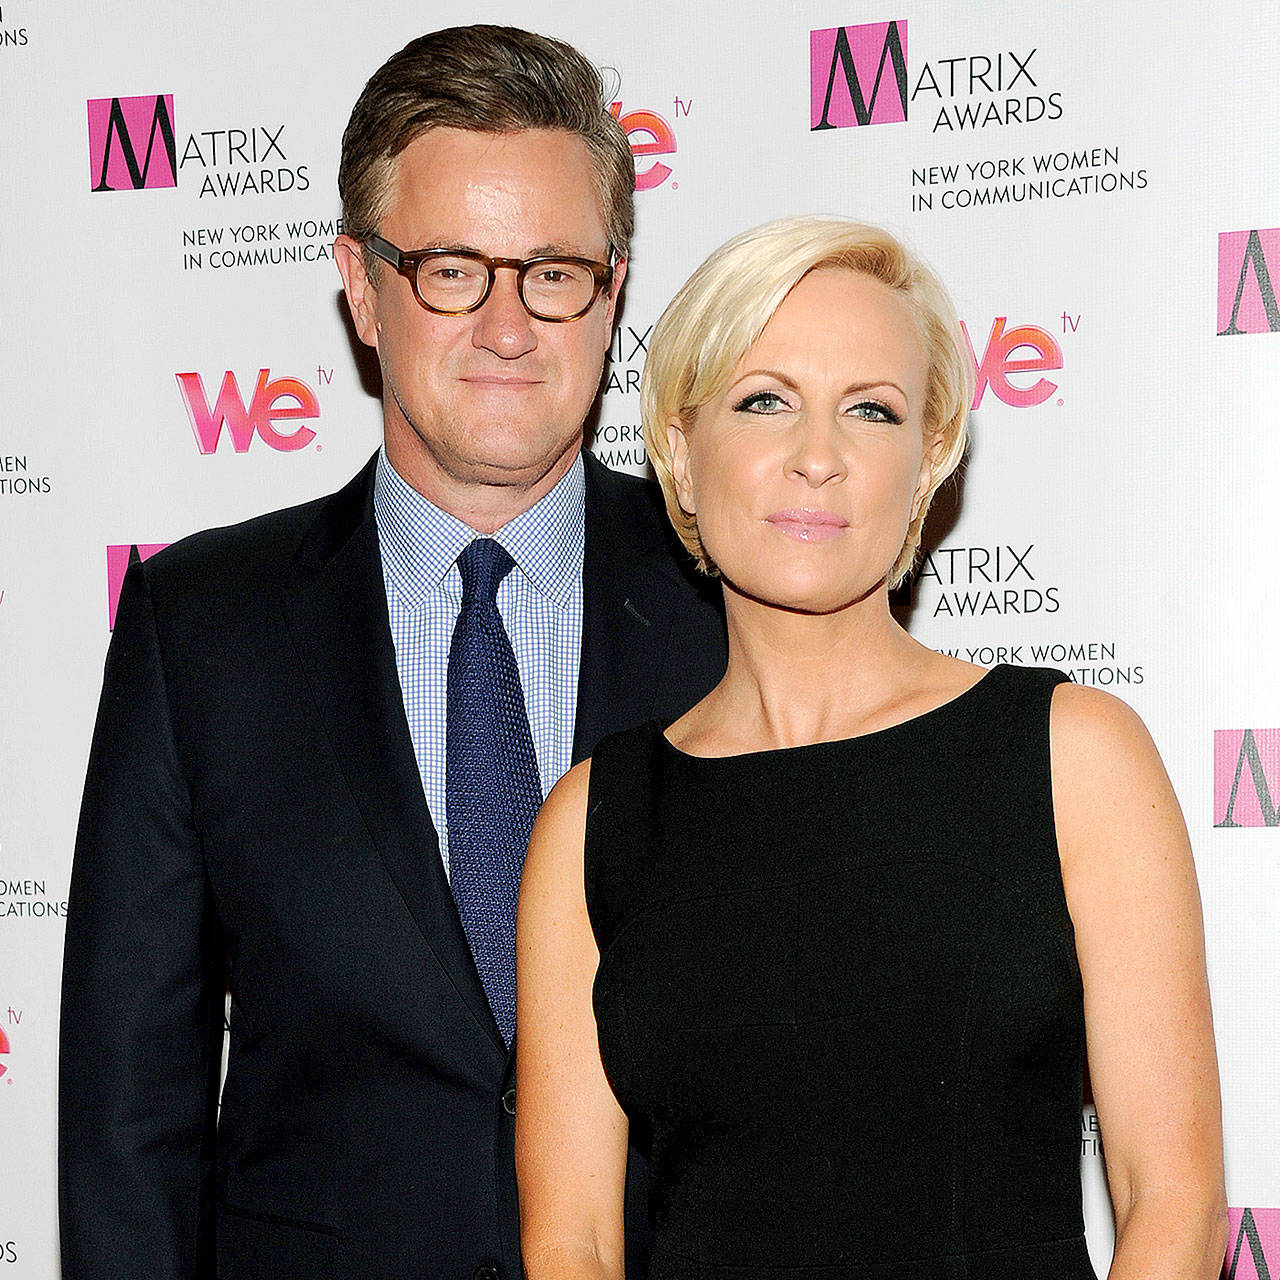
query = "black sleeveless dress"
xmin=584 ymin=664 xmax=1097 ymax=1280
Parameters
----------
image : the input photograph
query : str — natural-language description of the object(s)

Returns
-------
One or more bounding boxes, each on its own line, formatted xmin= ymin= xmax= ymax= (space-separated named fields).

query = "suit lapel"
xmin=281 ymin=458 xmax=505 ymax=1057
xmin=574 ymin=455 xmax=691 ymax=763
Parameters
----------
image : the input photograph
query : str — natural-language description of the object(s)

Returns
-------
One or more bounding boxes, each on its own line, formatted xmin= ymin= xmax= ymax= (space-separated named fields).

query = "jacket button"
xmin=502 ymin=1088 xmax=516 ymax=1116
xmin=474 ymin=1266 xmax=501 ymax=1280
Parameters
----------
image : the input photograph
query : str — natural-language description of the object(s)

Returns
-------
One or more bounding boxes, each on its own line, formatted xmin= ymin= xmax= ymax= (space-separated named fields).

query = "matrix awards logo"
xmin=811 ymin=20 xmax=908 ymax=130
xmin=87 ymin=93 xmax=310 ymax=199
xmin=87 ymin=94 xmax=177 ymax=192
xmin=810 ymin=22 xmax=1060 ymax=134
xmin=1214 ymin=729 xmax=1279 ymax=828
xmin=962 ymin=317 xmax=1065 ymax=409
xmin=1218 ymin=228 xmax=1280 ymax=336
xmin=107 ymin=543 xmax=169 ymax=630
xmin=1225 ymin=1208 xmax=1280 ymax=1280
xmin=176 ymin=369 xmax=320 ymax=455
xmin=917 ymin=543 xmax=1059 ymax=619
xmin=807 ymin=21 xmax=1146 ymax=217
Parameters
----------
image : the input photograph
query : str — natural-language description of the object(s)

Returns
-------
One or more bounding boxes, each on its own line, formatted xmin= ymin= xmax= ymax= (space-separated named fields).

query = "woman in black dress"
xmin=515 ymin=217 xmax=1225 ymax=1280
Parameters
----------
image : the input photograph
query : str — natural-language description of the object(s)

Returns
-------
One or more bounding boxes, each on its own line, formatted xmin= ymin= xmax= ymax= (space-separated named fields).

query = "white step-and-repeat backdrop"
xmin=1 ymin=1 xmax=1277 ymax=1275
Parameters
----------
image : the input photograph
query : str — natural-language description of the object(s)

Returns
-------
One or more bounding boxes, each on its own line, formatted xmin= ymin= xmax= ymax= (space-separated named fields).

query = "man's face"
xmin=336 ymin=127 xmax=626 ymax=521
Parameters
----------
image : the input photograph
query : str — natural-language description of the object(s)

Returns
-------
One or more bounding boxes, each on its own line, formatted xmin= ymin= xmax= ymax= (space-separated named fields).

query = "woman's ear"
xmin=912 ymin=432 xmax=947 ymax=520
xmin=666 ymin=420 xmax=696 ymax=514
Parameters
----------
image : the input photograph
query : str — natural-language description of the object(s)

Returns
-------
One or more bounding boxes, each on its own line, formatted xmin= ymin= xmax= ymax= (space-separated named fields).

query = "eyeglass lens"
xmin=416 ymin=255 xmax=599 ymax=317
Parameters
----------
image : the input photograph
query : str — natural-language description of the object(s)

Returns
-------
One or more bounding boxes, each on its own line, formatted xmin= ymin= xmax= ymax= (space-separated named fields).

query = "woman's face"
xmin=668 ymin=268 xmax=937 ymax=616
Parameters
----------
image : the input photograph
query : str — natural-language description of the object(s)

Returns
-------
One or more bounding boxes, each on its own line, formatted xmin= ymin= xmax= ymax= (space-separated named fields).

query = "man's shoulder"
xmin=583 ymin=449 xmax=660 ymax=506
xmin=583 ymin=451 xmax=720 ymax=612
xmin=145 ymin=458 xmax=373 ymax=581
xmin=583 ymin=451 xmax=685 ymax=557
xmin=135 ymin=456 xmax=375 ymax=612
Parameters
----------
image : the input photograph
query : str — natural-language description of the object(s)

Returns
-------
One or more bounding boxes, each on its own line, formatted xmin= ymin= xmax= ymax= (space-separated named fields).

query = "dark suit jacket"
xmin=59 ymin=451 xmax=726 ymax=1280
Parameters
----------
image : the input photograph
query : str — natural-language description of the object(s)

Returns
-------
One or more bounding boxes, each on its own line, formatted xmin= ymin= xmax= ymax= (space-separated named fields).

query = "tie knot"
xmin=457 ymin=538 xmax=515 ymax=604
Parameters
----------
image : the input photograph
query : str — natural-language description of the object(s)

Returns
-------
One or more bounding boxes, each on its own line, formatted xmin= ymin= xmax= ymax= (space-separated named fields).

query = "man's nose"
xmin=470 ymin=267 xmax=537 ymax=360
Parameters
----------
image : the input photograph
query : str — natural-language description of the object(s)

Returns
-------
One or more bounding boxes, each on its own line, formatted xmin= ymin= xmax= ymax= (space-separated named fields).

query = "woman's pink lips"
xmin=764 ymin=509 xmax=849 ymax=542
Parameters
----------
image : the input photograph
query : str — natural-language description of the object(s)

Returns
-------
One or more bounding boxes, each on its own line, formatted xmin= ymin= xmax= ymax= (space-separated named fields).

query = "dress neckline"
xmin=659 ymin=663 xmax=1009 ymax=764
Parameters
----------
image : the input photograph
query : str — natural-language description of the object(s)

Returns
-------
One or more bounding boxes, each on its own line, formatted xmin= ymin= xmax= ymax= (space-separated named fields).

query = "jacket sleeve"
xmin=59 ymin=558 xmax=226 ymax=1280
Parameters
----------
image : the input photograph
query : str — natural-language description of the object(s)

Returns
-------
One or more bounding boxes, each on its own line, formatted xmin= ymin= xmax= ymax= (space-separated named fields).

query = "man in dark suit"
xmin=58 ymin=26 xmax=724 ymax=1280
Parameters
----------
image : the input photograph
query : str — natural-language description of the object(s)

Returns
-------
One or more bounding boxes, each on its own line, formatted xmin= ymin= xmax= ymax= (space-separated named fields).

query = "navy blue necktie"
xmin=446 ymin=538 xmax=542 ymax=1047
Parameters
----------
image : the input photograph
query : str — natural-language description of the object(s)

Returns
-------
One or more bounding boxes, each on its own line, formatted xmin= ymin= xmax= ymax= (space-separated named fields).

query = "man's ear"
xmin=666 ymin=420 xmax=695 ymax=513
xmin=601 ymin=255 xmax=628 ymax=346
xmin=334 ymin=235 xmax=381 ymax=349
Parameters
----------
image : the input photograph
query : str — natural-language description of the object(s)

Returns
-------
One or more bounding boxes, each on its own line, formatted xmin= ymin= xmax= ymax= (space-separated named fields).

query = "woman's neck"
xmin=687 ymin=583 xmax=937 ymax=749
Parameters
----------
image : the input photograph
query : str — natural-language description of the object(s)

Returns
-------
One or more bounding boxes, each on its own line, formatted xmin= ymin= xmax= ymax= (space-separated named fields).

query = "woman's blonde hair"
xmin=641 ymin=216 xmax=972 ymax=586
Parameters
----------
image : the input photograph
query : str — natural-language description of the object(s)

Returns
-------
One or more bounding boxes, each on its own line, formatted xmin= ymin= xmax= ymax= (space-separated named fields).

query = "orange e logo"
xmin=609 ymin=102 xmax=676 ymax=191
xmin=962 ymin=318 xmax=1063 ymax=409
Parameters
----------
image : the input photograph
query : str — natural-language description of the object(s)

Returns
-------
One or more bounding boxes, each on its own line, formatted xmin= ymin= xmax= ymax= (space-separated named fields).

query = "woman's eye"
xmin=849 ymin=400 xmax=903 ymax=425
xmin=732 ymin=391 xmax=789 ymax=414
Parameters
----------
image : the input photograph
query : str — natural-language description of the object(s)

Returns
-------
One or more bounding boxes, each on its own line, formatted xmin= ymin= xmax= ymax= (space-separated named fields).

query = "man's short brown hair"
xmin=339 ymin=25 xmax=635 ymax=263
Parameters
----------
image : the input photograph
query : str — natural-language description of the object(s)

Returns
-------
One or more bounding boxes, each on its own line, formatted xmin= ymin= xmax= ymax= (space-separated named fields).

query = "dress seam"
xmin=598 ymin=854 xmax=1072 ymax=971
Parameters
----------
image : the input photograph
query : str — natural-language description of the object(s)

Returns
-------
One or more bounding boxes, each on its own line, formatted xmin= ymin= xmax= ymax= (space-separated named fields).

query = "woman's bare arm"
xmin=1052 ymin=683 xmax=1227 ymax=1280
xmin=516 ymin=760 xmax=630 ymax=1280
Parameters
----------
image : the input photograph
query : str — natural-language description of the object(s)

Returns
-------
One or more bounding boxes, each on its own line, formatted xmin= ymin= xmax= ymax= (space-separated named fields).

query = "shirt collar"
xmin=373 ymin=446 xmax=585 ymax=608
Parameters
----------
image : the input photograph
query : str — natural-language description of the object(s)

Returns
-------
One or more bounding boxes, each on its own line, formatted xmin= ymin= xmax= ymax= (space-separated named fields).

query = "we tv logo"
xmin=811 ymin=20 xmax=908 ymax=131
xmin=176 ymin=369 xmax=320 ymax=454
xmin=1225 ymin=1208 xmax=1280 ymax=1280
xmin=1214 ymin=729 xmax=1280 ymax=828
xmin=1218 ymin=228 xmax=1280 ymax=336
xmin=962 ymin=318 xmax=1063 ymax=409
xmin=87 ymin=93 xmax=177 ymax=192
xmin=609 ymin=100 xmax=677 ymax=191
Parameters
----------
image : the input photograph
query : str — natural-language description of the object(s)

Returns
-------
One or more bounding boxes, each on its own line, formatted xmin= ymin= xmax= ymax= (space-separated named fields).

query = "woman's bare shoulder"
xmin=543 ymin=757 xmax=592 ymax=815
xmin=1049 ymin=681 xmax=1159 ymax=770
xmin=1047 ymin=681 xmax=1188 ymax=881
xmin=527 ymin=759 xmax=592 ymax=870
